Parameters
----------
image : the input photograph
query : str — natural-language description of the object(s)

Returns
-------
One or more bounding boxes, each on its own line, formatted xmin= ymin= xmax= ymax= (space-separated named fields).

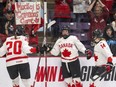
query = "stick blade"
xmin=47 ymin=20 xmax=56 ymax=29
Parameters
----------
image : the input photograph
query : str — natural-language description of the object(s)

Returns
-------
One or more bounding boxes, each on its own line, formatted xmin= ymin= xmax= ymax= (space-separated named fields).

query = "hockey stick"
xmin=31 ymin=1 xmax=56 ymax=87
xmin=31 ymin=52 xmax=41 ymax=87
xmin=43 ymin=1 xmax=48 ymax=87
xmin=31 ymin=18 xmax=56 ymax=87
xmin=90 ymin=70 xmax=107 ymax=81
xmin=31 ymin=24 xmax=55 ymax=87
xmin=90 ymin=64 xmax=115 ymax=81
xmin=47 ymin=20 xmax=56 ymax=29
xmin=31 ymin=1 xmax=47 ymax=87
xmin=42 ymin=20 xmax=56 ymax=46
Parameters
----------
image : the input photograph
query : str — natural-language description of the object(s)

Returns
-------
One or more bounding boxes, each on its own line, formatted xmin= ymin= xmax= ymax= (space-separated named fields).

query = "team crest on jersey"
xmin=62 ymin=49 xmax=71 ymax=57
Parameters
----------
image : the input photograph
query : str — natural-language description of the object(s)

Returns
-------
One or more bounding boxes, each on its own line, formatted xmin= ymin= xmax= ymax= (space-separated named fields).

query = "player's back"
xmin=5 ymin=35 xmax=29 ymax=66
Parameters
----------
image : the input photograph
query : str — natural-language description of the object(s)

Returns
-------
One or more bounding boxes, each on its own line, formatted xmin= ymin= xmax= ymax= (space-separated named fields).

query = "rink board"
xmin=0 ymin=57 xmax=116 ymax=87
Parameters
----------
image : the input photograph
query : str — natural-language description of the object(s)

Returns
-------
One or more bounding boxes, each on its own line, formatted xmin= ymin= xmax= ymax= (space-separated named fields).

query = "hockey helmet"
xmin=15 ymin=25 xmax=25 ymax=35
xmin=61 ymin=26 xmax=70 ymax=32
xmin=61 ymin=26 xmax=70 ymax=39
xmin=92 ymin=29 xmax=103 ymax=39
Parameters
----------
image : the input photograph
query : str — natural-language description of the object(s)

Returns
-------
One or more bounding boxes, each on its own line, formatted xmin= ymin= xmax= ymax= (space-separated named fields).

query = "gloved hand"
xmin=39 ymin=45 xmax=47 ymax=54
xmin=85 ymin=49 xmax=92 ymax=59
xmin=45 ymin=44 xmax=52 ymax=52
xmin=106 ymin=62 xmax=113 ymax=72
xmin=35 ymin=46 xmax=40 ymax=53
xmin=39 ymin=44 xmax=52 ymax=54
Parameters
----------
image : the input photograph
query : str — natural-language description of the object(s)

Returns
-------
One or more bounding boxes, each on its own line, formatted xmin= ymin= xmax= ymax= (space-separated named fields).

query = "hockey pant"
xmin=62 ymin=59 xmax=83 ymax=87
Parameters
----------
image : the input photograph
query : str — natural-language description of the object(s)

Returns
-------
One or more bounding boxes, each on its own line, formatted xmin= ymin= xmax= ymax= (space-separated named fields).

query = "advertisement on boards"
xmin=0 ymin=57 xmax=116 ymax=87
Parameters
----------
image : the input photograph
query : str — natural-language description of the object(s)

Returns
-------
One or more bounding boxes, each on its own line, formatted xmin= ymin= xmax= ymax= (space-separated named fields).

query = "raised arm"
xmin=98 ymin=0 xmax=105 ymax=7
xmin=87 ymin=0 xmax=97 ymax=11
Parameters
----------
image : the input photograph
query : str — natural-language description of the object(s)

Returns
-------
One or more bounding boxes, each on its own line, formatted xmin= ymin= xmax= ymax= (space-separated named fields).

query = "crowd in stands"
xmin=52 ymin=0 xmax=116 ymax=40
xmin=0 ymin=0 xmax=116 ymax=56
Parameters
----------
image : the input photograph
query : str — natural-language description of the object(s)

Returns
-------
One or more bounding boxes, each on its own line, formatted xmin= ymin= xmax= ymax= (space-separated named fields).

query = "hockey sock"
xmin=64 ymin=77 xmax=74 ymax=87
xmin=22 ymin=79 xmax=31 ymax=87
xmin=12 ymin=77 xmax=19 ymax=87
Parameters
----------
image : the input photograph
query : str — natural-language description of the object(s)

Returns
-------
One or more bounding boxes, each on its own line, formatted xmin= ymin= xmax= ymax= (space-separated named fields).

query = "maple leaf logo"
xmin=34 ymin=18 xmax=39 ymax=23
xmin=62 ymin=49 xmax=71 ymax=57
xmin=94 ymin=54 xmax=98 ymax=61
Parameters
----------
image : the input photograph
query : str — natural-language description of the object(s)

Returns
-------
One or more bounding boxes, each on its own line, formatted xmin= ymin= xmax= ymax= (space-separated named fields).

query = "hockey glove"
xmin=85 ymin=49 xmax=92 ymax=59
xmin=106 ymin=57 xmax=113 ymax=72
xmin=35 ymin=46 xmax=39 ymax=53
xmin=39 ymin=45 xmax=47 ymax=54
xmin=106 ymin=63 xmax=113 ymax=72
xmin=46 ymin=44 xmax=52 ymax=52
xmin=39 ymin=44 xmax=52 ymax=53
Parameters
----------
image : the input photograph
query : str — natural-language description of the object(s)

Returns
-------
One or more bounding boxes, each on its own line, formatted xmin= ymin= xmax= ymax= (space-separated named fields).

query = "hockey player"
xmin=45 ymin=26 xmax=92 ymax=87
xmin=0 ymin=26 xmax=43 ymax=87
xmin=89 ymin=29 xmax=113 ymax=87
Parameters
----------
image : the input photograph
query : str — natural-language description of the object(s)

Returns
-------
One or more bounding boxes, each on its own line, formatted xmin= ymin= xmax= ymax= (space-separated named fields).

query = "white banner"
xmin=15 ymin=2 xmax=41 ymax=25
xmin=0 ymin=57 xmax=116 ymax=87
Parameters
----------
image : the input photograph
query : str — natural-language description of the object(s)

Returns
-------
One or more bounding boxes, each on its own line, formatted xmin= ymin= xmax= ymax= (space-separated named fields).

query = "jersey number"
xmin=6 ymin=41 xmax=22 ymax=55
xmin=100 ymin=43 xmax=106 ymax=49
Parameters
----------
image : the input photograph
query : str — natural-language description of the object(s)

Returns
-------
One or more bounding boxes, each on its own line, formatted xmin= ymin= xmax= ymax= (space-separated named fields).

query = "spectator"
xmin=24 ymin=18 xmax=44 ymax=46
xmin=111 ymin=13 xmax=116 ymax=32
xmin=87 ymin=0 xmax=109 ymax=41
xmin=4 ymin=9 xmax=15 ymax=36
xmin=52 ymin=0 xmax=71 ymax=41
xmin=0 ymin=9 xmax=15 ymax=47
xmin=24 ymin=24 xmax=40 ymax=46
xmin=103 ymin=25 xmax=116 ymax=56
xmin=0 ymin=0 xmax=6 ymax=17
xmin=73 ymin=0 xmax=90 ymax=22
xmin=3 ymin=0 xmax=15 ymax=13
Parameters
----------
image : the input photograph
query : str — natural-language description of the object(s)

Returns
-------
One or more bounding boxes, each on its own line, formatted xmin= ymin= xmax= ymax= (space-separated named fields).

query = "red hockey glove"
xmin=106 ymin=62 xmax=113 ymax=72
xmin=106 ymin=57 xmax=113 ymax=72
xmin=30 ymin=46 xmax=46 ymax=54
xmin=30 ymin=47 xmax=37 ymax=53
xmin=85 ymin=49 xmax=92 ymax=59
